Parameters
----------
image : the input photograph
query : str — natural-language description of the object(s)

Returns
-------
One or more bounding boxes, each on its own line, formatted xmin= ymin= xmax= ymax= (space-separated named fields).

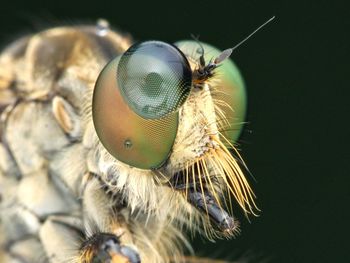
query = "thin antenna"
xmin=232 ymin=16 xmax=275 ymax=51
xmin=215 ymin=16 xmax=276 ymax=64
xmin=190 ymin=34 xmax=206 ymax=67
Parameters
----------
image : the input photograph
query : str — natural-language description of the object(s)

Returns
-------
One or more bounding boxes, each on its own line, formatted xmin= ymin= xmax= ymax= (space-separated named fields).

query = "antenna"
xmin=190 ymin=34 xmax=206 ymax=67
xmin=215 ymin=16 xmax=276 ymax=64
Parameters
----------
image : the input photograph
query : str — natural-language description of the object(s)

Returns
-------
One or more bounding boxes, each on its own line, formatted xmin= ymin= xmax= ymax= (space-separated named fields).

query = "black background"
xmin=1 ymin=0 xmax=349 ymax=262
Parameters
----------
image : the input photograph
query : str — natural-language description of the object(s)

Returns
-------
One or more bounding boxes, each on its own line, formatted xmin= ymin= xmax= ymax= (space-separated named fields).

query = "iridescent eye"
xmin=92 ymin=41 xmax=192 ymax=169
xmin=117 ymin=41 xmax=192 ymax=119
xmin=175 ymin=40 xmax=246 ymax=144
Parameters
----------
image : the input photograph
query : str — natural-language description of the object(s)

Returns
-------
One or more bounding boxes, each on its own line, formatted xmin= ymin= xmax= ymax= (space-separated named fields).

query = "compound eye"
xmin=92 ymin=41 xmax=192 ymax=169
xmin=117 ymin=41 xmax=192 ymax=119
xmin=175 ymin=40 xmax=247 ymax=144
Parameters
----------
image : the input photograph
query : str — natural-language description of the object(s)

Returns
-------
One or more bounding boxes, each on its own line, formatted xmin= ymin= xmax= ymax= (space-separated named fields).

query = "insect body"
xmin=0 ymin=20 xmax=257 ymax=263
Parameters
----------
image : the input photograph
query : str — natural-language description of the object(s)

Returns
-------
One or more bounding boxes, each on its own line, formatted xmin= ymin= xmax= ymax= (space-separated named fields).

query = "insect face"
xmin=0 ymin=18 xmax=273 ymax=262
xmin=92 ymin=39 xmax=257 ymax=238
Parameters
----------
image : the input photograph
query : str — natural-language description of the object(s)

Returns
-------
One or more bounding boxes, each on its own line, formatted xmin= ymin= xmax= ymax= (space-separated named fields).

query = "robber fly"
xmin=0 ymin=18 xmax=273 ymax=263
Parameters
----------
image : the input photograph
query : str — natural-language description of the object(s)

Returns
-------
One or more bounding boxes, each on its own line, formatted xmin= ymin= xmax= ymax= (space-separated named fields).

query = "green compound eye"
xmin=175 ymin=40 xmax=247 ymax=145
xmin=93 ymin=41 xmax=192 ymax=169
xmin=117 ymin=41 xmax=192 ymax=119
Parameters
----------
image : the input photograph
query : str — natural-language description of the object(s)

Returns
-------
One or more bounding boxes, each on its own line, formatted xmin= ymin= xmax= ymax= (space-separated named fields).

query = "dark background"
xmin=1 ymin=0 xmax=349 ymax=262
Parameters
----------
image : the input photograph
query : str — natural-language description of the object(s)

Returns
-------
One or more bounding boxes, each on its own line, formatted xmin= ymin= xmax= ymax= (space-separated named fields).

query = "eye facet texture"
xmin=175 ymin=40 xmax=247 ymax=144
xmin=117 ymin=41 xmax=192 ymax=119
xmin=93 ymin=54 xmax=180 ymax=170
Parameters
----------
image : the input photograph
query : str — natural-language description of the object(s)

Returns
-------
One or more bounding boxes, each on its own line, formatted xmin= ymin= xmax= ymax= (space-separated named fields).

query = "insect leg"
xmin=39 ymin=215 xmax=84 ymax=263
xmin=79 ymin=174 xmax=140 ymax=263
